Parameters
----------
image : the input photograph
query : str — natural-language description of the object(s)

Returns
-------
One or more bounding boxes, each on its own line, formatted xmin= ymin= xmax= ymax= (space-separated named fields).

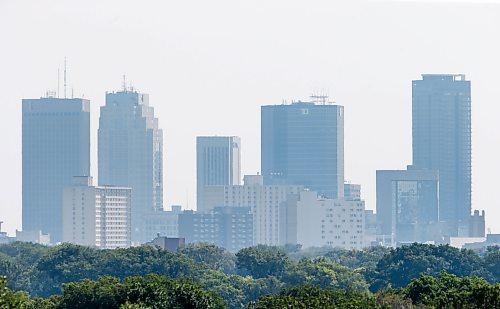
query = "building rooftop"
xmin=421 ymin=74 xmax=466 ymax=81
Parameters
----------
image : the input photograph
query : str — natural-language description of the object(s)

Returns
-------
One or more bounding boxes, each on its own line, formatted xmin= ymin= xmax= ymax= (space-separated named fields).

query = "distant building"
xmin=203 ymin=175 xmax=302 ymax=245
xmin=98 ymin=90 xmax=163 ymax=244
xmin=461 ymin=234 xmax=500 ymax=252
xmin=143 ymin=205 xmax=182 ymax=242
xmin=376 ymin=167 xmax=440 ymax=244
xmin=0 ymin=222 xmax=14 ymax=245
xmin=178 ymin=207 xmax=253 ymax=252
xmin=282 ymin=191 xmax=365 ymax=250
xmin=196 ymin=136 xmax=241 ymax=213
xmin=16 ymin=230 xmax=51 ymax=245
xmin=62 ymin=176 xmax=131 ymax=249
xmin=469 ymin=210 xmax=485 ymax=238
xmin=344 ymin=183 xmax=361 ymax=201
xmin=146 ymin=235 xmax=185 ymax=253
xmin=261 ymin=97 xmax=344 ymax=199
xmin=364 ymin=210 xmax=379 ymax=246
xmin=412 ymin=74 xmax=471 ymax=236
xmin=22 ymin=96 xmax=90 ymax=243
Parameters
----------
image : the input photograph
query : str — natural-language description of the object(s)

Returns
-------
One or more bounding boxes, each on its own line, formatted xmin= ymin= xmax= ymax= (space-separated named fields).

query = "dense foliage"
xmin=0 ymin=242 xmax=498 ymax=308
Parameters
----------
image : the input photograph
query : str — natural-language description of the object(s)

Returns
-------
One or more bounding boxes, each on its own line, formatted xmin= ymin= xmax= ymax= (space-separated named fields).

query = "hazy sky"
xmin=1 ymin=0 xmax=499 ymax=235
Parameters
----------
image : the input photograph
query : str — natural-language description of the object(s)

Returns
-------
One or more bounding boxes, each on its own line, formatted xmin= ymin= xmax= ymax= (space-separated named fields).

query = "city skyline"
xmin=2 ymin=0 xmax=500 ymax=235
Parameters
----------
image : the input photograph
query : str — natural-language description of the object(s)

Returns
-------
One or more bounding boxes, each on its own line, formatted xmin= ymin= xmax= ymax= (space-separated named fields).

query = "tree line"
xmin=0 ymin=242 xmax=499 ymax=308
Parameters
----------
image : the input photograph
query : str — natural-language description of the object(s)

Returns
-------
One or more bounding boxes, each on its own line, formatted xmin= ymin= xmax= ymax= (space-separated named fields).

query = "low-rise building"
xmin=15 ymin=230 xmax=51 ymax=245
xmin=63 ymin=176 xmax=131 ymax=249
xmin=146 ymin=235 xmax=185 ymax=252
xmin=178 ymin=207 xmax=253 ymax=252
xmin=143 ymin=205 xmax=182 ymax=242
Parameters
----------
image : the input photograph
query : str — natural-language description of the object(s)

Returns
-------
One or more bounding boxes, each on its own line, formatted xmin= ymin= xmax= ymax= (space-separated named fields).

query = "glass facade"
xmin=98 ymin=91 xmax=163 ymax=244
xmin=22 ymin=97 xmax=90 ymax=243
xmin=196 ymin=136 xmax=241 ymax=213
xmin=376 ymin=169 xmax=439 ymax=244
xmin=261 ymin=101 xmax=344 ymax=199
xmin=412 ymin=74 xmax=471 ymax=235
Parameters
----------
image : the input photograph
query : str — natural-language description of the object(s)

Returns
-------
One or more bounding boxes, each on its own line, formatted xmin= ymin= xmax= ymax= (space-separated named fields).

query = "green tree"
xmin=179 ymin=243 xmax=236 ymax=273
xmin=0 ymin=277 xmax=31 ymax=309
xmin=249 ymin=285 xmax=378 ymax=309
xmin=236 ymin=245 xmax=288 ymax=278
xmin=281 ymin=257 xmax=368 ymax=291
xmin=404 ymin=273 xmax=500 ymax=308
xmin=371 ymin=243 xmax=491 ymax=291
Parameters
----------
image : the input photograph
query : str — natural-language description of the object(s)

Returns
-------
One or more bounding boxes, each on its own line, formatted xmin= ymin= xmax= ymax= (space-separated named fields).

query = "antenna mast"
xmin=57 ymin=68 xmax=60 ymax=98
xmin=64 ymin=57 xmax=67 ymax=99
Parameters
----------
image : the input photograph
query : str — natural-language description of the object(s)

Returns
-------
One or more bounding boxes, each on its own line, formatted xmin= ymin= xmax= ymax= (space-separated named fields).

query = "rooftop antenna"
xmin=122 ymin=74 xmax=127 ymax=91
xmin=57 ymin=68 xmax=60 ymax=98
xmin=0 ymin=221 xmax=3 ymax=233
xmin=64 ymin=57 xmax=67 ymax=99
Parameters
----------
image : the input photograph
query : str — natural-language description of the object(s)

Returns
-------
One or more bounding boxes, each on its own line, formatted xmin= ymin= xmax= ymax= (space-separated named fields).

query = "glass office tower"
xmin=412 ymin=74 xmax=471 ymax=236
xmin=98 ymin=90 xmax=163 ymax=244
xmin=196 ymin=136 xmax=241 ymax=213
xmin=261 ymin=98 xmax=344 ymax=199
xmin=22 ymin=97 xmax=90 ymax=243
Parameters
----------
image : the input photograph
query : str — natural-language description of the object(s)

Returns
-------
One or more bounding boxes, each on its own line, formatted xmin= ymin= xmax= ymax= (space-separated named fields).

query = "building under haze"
xmin=196 ymin=136 xmax=241 ymax=213
xmin=62 ymin=176 xmax=131 ymax=249
xmin=22 ymin=96 xmax=90 ymax=243
xmin=98 ymin=90 xmax=163 ymax=244
xmin=261 ymin=97 xmax=344 ymax=199
xmin=178 ymin=207 xmax=253 ymax=252
xmin=376 ymin=167 xmax=440 ymax=245
xmin=412 ymin=74 xmax=471 ymax=236
xmin=203 ymin=175 xmax=303 ymax=246
xmin=281 ymin=190 xmax=365 ymax=250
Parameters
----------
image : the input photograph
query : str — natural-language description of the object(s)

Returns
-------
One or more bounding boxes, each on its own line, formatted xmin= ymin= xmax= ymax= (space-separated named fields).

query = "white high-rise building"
xmin=63 ymin=176 xmax=131 ymax=249
xmin=283 ymin=190 xmax=366 ymax=250
xmin=203 ymin=175 xmax=302 ymax=245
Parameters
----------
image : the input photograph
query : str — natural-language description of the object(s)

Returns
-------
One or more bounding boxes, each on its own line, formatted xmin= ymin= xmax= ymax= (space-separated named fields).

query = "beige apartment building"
xmin=63 ymin=176 xmax=131 ymax=249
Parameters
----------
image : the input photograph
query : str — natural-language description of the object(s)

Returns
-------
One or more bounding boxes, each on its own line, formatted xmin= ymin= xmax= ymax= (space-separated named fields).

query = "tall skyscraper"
xmin=98 ymin=90 xmax=163 ymax=244
xmin=261 ymin=96 xmax=344 ymax=199
xmin=412 ymin=74 xmax=471 ymax=236
xmin=196 ymin=136 xmax=241 ymax=212
xmin=22 ymin=96 xmax=90 ymax=243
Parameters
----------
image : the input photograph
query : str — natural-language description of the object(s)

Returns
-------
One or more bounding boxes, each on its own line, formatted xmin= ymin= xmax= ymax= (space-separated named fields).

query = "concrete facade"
xmin=63 ymin=176 xmax=131 ymax=249
xmin=283 ymin=190 xmax=365 ymax=250
xmin=178 ymin=207 xmax=253 ymax=252
xmin=376 ymin=168 xmax=440 ymax=244
xmin=203 ymin=175 xmax=303 ymax=246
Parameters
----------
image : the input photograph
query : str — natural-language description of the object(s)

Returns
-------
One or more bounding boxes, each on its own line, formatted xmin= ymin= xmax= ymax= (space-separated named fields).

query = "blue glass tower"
xmin=261 ymin=98 xmax=344 ymax=199
xmin=98 ymin=90 xmax=163 ymax=244
xmin=412 ymin=74 xmax=471 ymax=236
xmin=22 ymin=97 xmax=90 ymax=243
